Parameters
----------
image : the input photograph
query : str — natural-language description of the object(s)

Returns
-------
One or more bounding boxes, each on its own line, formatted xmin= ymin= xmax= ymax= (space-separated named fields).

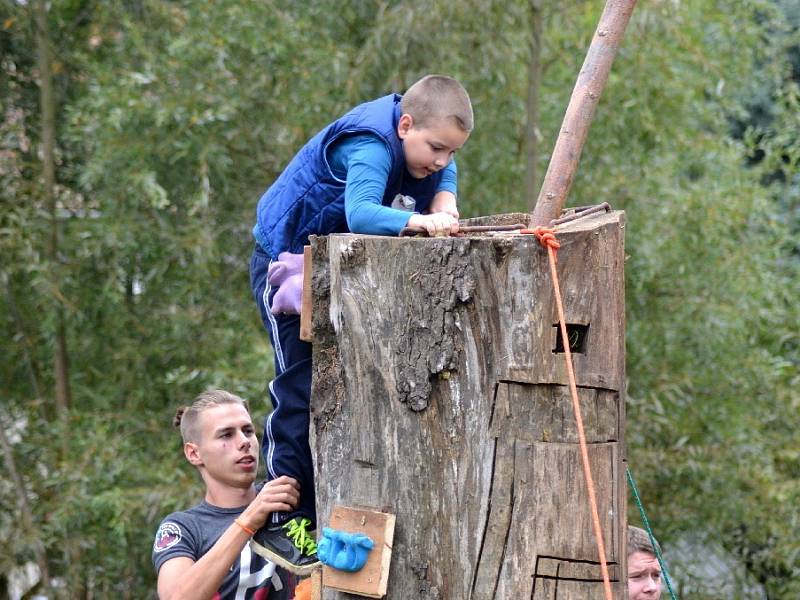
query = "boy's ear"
xmin=397 ymin=113 xmax=414 ymax=139
xmin=184 ymin=441 xmax=204 ymax=466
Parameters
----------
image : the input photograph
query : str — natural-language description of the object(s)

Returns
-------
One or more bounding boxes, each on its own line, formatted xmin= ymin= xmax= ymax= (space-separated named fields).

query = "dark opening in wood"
xmin=553 ymin=323 xmax=589 ymax=354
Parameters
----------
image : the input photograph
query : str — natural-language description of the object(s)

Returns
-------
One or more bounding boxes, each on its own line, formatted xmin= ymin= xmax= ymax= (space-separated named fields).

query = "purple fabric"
xmin=268 ymin=252 xmax=304 ymax=315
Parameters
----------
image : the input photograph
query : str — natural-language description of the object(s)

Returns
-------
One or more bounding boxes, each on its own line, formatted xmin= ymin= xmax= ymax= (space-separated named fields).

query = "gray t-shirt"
xmin=152 ymin=498 xmax=294 ymax=599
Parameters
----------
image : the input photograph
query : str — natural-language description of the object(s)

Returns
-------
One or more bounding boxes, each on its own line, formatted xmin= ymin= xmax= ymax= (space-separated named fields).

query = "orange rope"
xmin=523 ymin=226 xmax=613 ymax=600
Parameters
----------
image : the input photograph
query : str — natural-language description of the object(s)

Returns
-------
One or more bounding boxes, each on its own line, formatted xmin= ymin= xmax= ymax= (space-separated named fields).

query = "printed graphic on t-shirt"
xmin=153 ymin=522 xmax=182 ymax=553
xmin=234 ymin=545 xmax=276 ymax=599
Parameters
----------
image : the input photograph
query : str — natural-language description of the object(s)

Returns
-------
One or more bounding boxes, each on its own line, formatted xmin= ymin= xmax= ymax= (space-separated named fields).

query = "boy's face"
xmin=397 ymin=114 xmax=469 ymax=180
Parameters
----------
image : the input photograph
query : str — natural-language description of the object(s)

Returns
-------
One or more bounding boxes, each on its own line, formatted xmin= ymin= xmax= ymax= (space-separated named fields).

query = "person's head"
xmin=174 ymin=389 xmax=259 ymax=490
xmin=628 ymin=526 xmax=663 ymax=600
xmin=398 ymin=74 xmax=473 ymax=179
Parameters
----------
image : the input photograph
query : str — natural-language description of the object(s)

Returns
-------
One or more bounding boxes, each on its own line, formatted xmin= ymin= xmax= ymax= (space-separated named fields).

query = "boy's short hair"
xmin=628 ymin=525 xmax=661 ymax=557
xmin=174 ymin=389 xmax=249 ymax=444
xmin=401 ymin=74 xmax=473 ymax=133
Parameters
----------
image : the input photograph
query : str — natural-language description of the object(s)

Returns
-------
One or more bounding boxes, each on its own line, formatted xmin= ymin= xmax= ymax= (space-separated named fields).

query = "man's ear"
xmin=184 ymin=441 xmax=203 ymax=466
xmin=397 ymin=113 xmax=414 ymax=139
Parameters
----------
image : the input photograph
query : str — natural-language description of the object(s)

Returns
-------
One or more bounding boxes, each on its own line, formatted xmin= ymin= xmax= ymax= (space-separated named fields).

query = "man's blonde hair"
xmin=401 ymin=74 xmax=473 ymax=132
xmin=174 ymin=389 xmax=248 ymax=443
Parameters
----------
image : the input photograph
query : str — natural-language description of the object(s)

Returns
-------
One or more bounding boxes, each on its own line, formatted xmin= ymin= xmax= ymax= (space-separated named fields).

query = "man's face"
xmin=628 ymin=551 xmax=662 ymax=600
xmin=397 ymin=114 xmax=469 ymax=180
xmin=188 ymin=404 xmax=259 ymax=489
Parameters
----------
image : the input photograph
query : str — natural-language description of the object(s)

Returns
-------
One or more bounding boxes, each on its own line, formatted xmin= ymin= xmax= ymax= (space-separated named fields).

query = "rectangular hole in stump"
xmin=552 ymin=323 xmax=589 ymax=354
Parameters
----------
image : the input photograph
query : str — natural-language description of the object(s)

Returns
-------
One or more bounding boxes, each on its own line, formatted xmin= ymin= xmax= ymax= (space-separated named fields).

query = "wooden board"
xmin=321 ymin=506 xmax=395 ymax=598
xmin=300 ymin=245 xmax=313 ymax=341
xmin=312 ymin=568 xmax=323 ymax=600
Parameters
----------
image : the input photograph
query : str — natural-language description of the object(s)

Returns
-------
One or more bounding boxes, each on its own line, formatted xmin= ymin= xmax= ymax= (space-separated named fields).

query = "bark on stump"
xmin=308 ymin=210 xmax=626 ymax=599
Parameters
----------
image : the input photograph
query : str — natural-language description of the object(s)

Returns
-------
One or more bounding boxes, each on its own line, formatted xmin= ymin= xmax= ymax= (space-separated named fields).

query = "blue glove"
xmin=317 ymin=527 xmax=374 ymax=572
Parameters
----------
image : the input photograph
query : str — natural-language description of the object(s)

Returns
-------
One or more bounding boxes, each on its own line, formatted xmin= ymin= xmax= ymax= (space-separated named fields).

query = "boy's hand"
xmin=237 ymin=476 xmax=300 ymax=531
xmin=407 ymin=213 xmax=460 ymax=237
xmin=428 ymin=191 xmax=459 ymax=220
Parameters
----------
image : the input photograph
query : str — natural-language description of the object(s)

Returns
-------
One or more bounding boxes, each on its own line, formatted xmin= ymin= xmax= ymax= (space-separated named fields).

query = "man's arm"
xmin=156 ymin=476 xmax=299 ymax=600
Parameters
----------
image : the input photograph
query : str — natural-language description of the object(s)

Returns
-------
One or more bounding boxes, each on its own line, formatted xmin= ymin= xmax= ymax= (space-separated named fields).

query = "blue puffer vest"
xmin=252 ymin=94 xmax=444 ymax=259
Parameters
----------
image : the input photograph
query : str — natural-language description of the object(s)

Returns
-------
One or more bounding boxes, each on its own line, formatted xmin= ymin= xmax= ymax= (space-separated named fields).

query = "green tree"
xmin=1 ymin=0 xmax=797 ymax=596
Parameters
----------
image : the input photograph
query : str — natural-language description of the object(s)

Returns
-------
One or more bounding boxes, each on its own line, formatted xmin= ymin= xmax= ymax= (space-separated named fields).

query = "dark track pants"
xmin=250 ymin=243 xmax=316 ymax=526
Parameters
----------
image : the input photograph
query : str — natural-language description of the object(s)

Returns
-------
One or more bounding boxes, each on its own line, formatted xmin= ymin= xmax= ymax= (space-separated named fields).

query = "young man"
xmin=248 ymin=74 xmax=473 ymax=571
xmin=152 ymin=390 xmax=304 ymax=599
xmin=628 ymin=525 xmax=663 ymax=600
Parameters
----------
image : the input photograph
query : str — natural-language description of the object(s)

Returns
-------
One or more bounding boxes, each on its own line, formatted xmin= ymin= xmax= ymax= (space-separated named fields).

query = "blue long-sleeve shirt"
xmin=328 ymin=133 xmax=457 ymax=235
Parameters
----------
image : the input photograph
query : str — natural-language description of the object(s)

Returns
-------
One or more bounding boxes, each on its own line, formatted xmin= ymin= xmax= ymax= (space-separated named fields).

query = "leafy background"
xmin=1 ymin=0 xmax=798 ymax=597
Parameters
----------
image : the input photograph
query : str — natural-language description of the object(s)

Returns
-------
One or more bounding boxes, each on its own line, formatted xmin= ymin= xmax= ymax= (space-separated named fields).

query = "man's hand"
xmin=427 ymin=191 xmax=459 ymax=220
xmin=237 ymin=476 xmax=300 ymax=532
xmin=406 ymin=212 xmax=459 ymax=237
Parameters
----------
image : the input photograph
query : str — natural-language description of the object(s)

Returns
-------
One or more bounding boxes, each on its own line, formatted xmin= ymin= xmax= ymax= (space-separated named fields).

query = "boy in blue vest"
xmin=248 ymin=74 xmax=473 ymax=574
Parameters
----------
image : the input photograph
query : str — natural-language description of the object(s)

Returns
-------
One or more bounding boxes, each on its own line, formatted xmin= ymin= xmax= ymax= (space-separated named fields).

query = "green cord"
xmin=284 ymin=517 xmax=318 ymax=555
xmin=627 ymin=466 xmax=679 ymax=600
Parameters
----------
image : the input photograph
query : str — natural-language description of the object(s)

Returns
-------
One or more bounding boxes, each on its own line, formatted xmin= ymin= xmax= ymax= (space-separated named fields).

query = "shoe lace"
xmin=284 ymin=517 xmax=317 ymax=556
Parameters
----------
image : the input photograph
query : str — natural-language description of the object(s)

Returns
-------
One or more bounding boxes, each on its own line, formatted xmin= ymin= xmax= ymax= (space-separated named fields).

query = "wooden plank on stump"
xmin=312 ymin=568 xmax=323 ymax=600
xmin=300 ymin=245 xmax=313 ymax=341
xmin=321 ymin=506 xmax=395 ymax=598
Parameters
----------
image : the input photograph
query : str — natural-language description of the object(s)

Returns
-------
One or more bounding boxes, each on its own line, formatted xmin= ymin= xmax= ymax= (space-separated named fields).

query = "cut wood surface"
xmin=309 ymin=211 xmax=626 ymax=599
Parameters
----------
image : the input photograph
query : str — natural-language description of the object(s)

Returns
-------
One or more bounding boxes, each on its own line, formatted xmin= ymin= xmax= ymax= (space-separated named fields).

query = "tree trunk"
xmin=3 ymin=273 xmax=43 ymax=400
xmin=35 ymin=0 xmax=71 ymax=412
xmin=525 ymin=0 xmax=544 ymax=212
xmin=309 ymin=211 xmax=627 ymax=598
xmin=0 ymin=410 xmax=51 ymax=592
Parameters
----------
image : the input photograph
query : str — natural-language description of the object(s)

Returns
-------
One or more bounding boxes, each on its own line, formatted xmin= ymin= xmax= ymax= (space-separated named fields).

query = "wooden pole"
xmin=529 ymin=0 xmax=637 ymax=227
xmin=525 ymin=0 xmax=545 ymax=212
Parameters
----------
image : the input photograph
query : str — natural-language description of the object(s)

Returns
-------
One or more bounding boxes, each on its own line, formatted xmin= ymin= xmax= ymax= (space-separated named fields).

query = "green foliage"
xmin=1 ymin=0 xmax=797 ymax=596
xmin=593 ymin=1 xmax=800 ymax=596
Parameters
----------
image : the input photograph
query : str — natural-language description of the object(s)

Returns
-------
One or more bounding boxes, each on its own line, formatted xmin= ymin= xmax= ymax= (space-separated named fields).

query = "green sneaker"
xmin=251 ymin=517 xmax=320 ymax=576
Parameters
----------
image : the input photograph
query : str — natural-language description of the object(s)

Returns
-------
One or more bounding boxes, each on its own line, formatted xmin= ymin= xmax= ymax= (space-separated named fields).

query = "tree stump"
xmin=308 ymin=210 xmax=626 ymax=599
